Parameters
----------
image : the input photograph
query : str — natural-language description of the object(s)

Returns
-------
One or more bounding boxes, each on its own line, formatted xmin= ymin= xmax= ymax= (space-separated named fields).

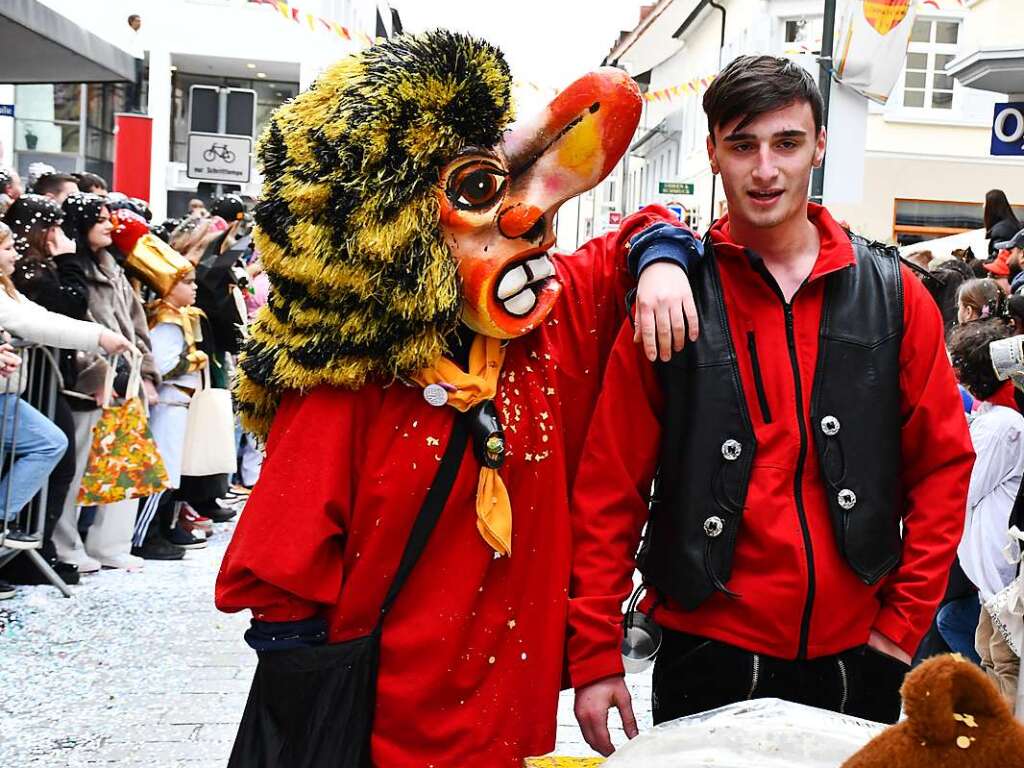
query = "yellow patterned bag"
xmin=77 ymin=353 xmax=170 ymax=505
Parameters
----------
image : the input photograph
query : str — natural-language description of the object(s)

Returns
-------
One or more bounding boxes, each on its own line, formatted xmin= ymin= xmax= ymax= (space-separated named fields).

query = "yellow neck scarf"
xmin=413 ymin=335 xmax=512 ymax=557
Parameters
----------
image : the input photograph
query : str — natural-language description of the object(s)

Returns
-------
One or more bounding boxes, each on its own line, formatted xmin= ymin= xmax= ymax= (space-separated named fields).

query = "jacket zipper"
xmin=746 ymin=332 xmax=773 ymax=423
xmin=836 ymin=657 xmax=849 ymax=713
xmin=747 ymin=653 xmax=761 ymax=699
xmin=784 ymin=303 xmax=816 ymax=660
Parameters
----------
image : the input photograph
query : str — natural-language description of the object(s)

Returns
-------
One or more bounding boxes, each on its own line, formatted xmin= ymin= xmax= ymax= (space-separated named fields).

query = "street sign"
xmin=0 ymin=105 xmax=14 ymax=118
xmin=659 ymin=181 xmax=694 ymax=195
xmin=187 ymin=132 xmax=252 ymax=183
xmin=992 ymin=103 xmax=1024 ymax=156
xmin=667 ymin=204 xmax=687 ymax=223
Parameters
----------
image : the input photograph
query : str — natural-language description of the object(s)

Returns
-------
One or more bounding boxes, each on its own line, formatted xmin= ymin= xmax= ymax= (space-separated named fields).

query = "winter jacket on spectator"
xmin=959 ymin=402 xmax=1024 ymax=601
xmin=70 ymin=248 xmax=156 ymax=405
xmin=0 ymin=286 xmax=103 ymax=393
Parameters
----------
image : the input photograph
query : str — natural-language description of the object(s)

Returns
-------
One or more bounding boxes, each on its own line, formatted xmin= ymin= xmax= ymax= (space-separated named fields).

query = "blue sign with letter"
xmin=0 ymin=105 xmax=14 ymax=118
xmin=992 ymin=102 xmax=1024 ymax=156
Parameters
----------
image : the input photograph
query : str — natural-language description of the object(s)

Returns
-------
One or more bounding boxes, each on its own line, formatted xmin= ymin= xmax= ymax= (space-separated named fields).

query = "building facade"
xmin=2 ymin=0 xmax=398 ymax=220
xmin=579 ymin=0 xmax=1024 ymax=248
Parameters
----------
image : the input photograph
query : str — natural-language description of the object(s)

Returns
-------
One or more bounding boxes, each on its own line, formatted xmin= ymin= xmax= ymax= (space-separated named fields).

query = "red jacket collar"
xmin=988 ymin=380 xmax=1020 ymax=411
xmin=708 ymin=203 xmax=855 ymax=282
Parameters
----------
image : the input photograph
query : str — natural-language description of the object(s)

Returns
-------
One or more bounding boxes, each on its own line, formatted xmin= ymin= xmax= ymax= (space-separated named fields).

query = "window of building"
xmin=14 ymin=84 xmax=81 ymax=154
xmin=902 ymin=18 xmax=960 ymax=111
xmin=782 ymin=16 xmax=823 ymax=55
xmin=893 ymin=198 xmax=1024 ymax=246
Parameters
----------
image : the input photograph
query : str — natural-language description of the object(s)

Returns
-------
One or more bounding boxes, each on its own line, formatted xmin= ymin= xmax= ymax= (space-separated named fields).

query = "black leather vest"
xmin=639 ymin=235 xmax=905 ymax=611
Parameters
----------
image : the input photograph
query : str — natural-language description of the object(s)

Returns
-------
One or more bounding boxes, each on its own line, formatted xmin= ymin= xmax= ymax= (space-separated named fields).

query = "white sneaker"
xmin=60 ymin=549 xmax=102 ymax=574
xmin=97 ymin=552 xmax=145 ymax=571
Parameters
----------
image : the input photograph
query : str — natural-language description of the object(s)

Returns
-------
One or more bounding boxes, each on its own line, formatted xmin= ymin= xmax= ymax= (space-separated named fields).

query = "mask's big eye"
xmin=448 ymin=165 xmax=507 ymax=210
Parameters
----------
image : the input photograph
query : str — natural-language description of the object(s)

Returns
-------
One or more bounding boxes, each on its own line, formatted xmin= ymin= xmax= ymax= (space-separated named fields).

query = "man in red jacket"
xmin=570 ymin=55 xmax=975 ymax=755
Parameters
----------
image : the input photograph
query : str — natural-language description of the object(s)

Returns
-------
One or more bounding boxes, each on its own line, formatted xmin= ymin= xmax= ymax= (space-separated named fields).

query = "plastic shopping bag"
xmin=604 ymin=699 xmax=885 ymax=768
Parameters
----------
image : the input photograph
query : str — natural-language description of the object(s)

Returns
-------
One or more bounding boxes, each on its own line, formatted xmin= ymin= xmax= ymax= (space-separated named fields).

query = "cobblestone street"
xmin=0 ymin=520 xmax=651 ymax=766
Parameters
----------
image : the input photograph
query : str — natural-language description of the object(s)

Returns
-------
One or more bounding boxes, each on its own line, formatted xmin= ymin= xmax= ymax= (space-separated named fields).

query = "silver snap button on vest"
xmin=821 ymin=415 xmax=841 ymax=436
xmin=703 ymin=516 xmax=724 ymax=537
xmin=721 ymin=439 xmax=742 ymax=461
xmin=815 ymin=417 xmax=839 ymax=436
xmin=838 ymin=489 xmax=857 ymax=510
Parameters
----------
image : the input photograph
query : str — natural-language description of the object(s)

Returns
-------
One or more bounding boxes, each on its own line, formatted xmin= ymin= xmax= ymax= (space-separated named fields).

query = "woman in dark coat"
xmin=984 ymin=189 xmax=1021 ymax=258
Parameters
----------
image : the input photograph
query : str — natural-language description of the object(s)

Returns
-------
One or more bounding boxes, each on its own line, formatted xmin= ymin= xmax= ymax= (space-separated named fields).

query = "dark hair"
xmin=958 ymin=278 xmax=1006 ymax=321
xmin=61 ymin=193 xmax=109 ymax=256
xmin=984 ymin=189 xmax=1021 ymax=233
xmin=0 ymin=169 xmax=12 ymax=194
xmin=948 ymin=318 xmax=1014 ymax=400
xmin=3 ymin=194 xmax=63 ymax=259
xmin=128 ymin=14 xmax=141 ymax=23
xmin=32 ymin=173 xmax=77 ymax=197
xmin=703 ymin=55 xmax=824 ymax=140
xmin=75 ymin=172 xmax=108 ymax=193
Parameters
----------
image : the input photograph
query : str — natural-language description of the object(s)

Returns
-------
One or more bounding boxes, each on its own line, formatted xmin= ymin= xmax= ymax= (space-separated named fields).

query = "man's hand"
xmin=634 ymin=262 xmax=699 ymax=363
xmin=46 ymin=226 xmax=77 ymax=257
xmin=867 ymin=630 xmax=911 ymax=665
xmin=574 ymin=675 xmax=639 ymax=757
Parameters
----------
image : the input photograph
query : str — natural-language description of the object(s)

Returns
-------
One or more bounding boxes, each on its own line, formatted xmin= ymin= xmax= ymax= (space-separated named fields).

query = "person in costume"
xmin=109 ymin=211 xmax=211 ymax=559
xmin=215 ymin=31 xmax=698 ymax=768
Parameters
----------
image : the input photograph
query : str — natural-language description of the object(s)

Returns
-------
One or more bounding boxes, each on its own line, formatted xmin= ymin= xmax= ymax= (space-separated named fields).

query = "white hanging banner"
xmin=833 ymin=0 xmax=918 ymax=104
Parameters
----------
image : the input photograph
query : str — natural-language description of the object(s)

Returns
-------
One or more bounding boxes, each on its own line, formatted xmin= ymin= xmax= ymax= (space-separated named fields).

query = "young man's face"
xmin=707 ymin=100 xmax=825 ymax=231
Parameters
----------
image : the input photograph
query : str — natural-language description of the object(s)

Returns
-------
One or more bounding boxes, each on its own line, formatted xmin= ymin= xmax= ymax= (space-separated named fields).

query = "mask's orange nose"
xmin=497 ymin=68 xmax=641 ymax=239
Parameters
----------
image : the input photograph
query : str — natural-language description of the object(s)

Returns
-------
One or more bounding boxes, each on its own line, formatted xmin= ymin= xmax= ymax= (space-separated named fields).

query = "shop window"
xmin=902 ymin=18 xmax=960 ymax=111
xmin=893 ymin=198 xmax=1024 ymax=246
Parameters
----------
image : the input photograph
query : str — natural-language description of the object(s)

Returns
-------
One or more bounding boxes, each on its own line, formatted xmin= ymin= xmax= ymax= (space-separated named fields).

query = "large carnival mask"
xmin=439 ymin=68 xmax=641 ymax=338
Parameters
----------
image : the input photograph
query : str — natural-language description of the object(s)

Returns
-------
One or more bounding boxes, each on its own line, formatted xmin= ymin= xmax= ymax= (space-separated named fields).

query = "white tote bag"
xmin=180 ymin=365 xmax=236 ymax=477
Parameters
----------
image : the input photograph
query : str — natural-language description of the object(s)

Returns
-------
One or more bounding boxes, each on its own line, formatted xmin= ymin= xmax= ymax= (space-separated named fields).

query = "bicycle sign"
xmin=187 ymin=132 xmax=252 ymax=183
xmin=203 ymin=143 xmax=236 ymax=163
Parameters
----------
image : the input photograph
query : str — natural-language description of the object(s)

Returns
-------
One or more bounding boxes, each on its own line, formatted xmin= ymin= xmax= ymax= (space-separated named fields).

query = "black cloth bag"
xmin=228 ymin=413 xmax=470 ymax=768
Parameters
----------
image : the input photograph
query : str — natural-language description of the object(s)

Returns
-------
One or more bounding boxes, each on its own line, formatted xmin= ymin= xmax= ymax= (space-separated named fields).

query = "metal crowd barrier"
xmin=0 ymin=339 xmax=72 ymax=597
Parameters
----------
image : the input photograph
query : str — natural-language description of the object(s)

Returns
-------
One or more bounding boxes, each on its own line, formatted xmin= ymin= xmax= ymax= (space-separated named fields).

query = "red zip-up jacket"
xmin=567 ymin=205 xmax=975 ymax=689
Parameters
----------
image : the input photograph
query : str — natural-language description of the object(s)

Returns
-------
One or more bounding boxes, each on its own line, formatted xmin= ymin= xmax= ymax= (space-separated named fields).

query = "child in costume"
xmin=216 ymin=31 xmax=697 ymax=768
xmin=109 ymin=212 xmax=210 ymax=556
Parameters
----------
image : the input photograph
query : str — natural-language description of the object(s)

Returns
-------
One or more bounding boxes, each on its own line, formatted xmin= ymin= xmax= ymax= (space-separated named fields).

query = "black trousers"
xmin=651 ymin=629 xmax=908 ymax=725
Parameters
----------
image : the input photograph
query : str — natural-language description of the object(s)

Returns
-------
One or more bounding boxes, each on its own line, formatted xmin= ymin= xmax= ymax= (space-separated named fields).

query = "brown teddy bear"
xmin=843 ymin=654 xmax=1024 ymax=767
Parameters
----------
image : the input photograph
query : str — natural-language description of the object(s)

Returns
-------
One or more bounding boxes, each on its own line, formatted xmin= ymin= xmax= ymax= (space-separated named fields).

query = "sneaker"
xmin=181 ymin=507 xmax=213 ymax=536
xmin=1 ymin=528 xmax=41 ymax=550
xmin=0 ymin=580 xmax=15 ymax=600
xmin=97 ymin=552 xmax=145 ymax=571
xmin=132 ymin=538 xmax=186 ymax=561
xmin=4 ymin=560 xmax=80 ymax=587
xmin=60 ymin=549 xmax=102 ymax=574
xmin=228 ymin=484 xmax=252 ymax=496
xmin=164 ymin=525 xmax=207 ymax=550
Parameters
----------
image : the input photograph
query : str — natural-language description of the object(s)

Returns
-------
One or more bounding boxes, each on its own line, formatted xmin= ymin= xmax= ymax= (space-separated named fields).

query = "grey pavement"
xmin=0 ymin=517 xmax=651 ymax=766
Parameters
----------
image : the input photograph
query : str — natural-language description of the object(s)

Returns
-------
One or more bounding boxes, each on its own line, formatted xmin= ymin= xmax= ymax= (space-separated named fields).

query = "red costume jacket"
xmin=216 ymin=208 xmax=675 ymax=767
xmin=567 ymin=205 xmax=976 ymax=690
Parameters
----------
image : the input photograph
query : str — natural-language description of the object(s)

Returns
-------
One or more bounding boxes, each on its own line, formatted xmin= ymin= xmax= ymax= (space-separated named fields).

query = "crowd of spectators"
xmin=0 ymin=166 xmax=264 ymax=598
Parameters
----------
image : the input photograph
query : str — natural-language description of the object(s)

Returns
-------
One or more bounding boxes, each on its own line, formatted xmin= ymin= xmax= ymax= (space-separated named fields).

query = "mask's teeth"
xmin=497 ymin=265 xmax=529 ymax=299
xmin=503 ymin=289 xmax=538 ymax=316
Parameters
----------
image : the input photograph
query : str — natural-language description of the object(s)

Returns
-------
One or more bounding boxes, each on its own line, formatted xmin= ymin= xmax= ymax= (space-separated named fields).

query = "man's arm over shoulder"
xmin=872 ymin=265 xmax=975 ymax=657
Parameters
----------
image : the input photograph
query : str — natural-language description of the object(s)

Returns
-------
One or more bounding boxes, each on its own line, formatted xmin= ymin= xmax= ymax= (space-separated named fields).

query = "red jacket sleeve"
xmin=872 ymin=265 xmax=975 ymax=656
xmin=215 ymin=385 xmax=379 ymax=622
xmin=551 ymin=205 xmax=683 ymax=480
xmin=566 ymin=319 xmax=665 ymax=688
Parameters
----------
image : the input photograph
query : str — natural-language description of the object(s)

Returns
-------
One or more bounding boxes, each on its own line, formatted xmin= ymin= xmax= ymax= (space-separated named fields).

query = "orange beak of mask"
xmin=439 ymin=68 xmax=641 ymax=338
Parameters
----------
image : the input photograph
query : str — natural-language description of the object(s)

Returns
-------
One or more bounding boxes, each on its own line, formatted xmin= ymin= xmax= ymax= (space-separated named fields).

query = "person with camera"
xmin=568 ymin=55 xmax=975 ymax=755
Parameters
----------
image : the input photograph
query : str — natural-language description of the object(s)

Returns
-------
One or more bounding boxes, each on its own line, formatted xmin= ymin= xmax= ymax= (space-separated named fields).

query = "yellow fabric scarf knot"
xmin=413 ymin=335 xmax=512 ymax=557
